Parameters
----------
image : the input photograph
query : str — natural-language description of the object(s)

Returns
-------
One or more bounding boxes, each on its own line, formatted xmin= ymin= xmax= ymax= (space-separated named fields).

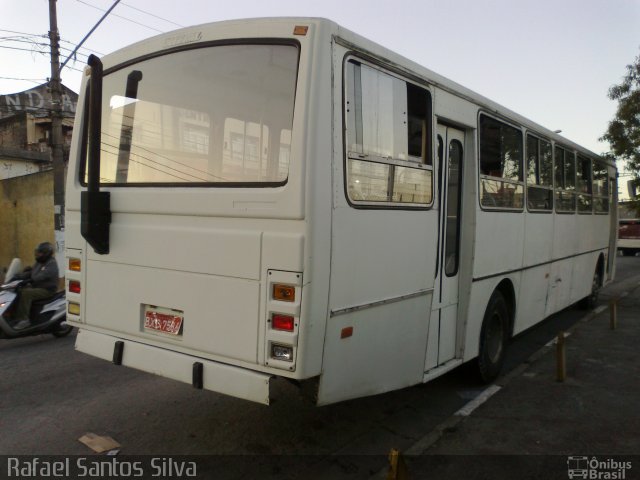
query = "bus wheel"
xmin=476 ymin=291 xmax=509 ymax=383
xmin=579 ymin=267 xmax=601 ymax=310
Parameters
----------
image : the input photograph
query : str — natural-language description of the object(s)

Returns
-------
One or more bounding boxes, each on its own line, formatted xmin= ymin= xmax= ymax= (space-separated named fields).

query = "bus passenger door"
xmin=426 ymin=124 xmax=464 ymax=370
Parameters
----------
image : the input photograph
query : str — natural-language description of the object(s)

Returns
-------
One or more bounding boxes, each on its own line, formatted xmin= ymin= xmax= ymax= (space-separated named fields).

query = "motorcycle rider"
xmin=12 ymin=242 xmax=59 ymax=330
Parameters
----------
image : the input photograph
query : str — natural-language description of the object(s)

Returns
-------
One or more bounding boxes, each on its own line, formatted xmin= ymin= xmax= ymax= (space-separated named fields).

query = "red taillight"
xmin=272 ymin=314 xmax=294 ymax=332
xmin=69 ymin=280 xmax=81 ymax=294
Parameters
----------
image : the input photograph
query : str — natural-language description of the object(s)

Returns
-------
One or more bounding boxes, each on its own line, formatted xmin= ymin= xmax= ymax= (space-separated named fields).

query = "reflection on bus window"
xmin=555 ymin=147 xmax=576 ymax=213
xmin=479 ymin=115 xmax=523 ymax=209
xmin=592 ymin=159 xmax=609 ymax=213
xmin=526 ymin=134 xmax=553 ymax=211
xmin=85 ymin=44 xmax=298 ymax=185
xmin=577 ymin=154 xmax=593 ymax=213
xmin=345 ymin=58 xmax=433 ymax=206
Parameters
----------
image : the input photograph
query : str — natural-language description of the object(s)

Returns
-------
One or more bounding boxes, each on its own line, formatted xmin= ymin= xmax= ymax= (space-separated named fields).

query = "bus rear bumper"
xmin=75 ymin=329 xmax=272 ymax=405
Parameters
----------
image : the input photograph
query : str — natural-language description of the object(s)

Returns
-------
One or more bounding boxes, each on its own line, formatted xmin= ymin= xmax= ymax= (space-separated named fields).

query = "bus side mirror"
xmin=81 ymin=55 xmax=111 ymax=255
xmin=81 ymin=191 xmax=111 ymax=255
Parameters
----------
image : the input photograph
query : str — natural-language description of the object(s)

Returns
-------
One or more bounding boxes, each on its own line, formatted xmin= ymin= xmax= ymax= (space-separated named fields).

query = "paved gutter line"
xmin=454 ymin=384 xmax=502 ymax=417
xmin=399 ymin=289 xmax=634 ymax=459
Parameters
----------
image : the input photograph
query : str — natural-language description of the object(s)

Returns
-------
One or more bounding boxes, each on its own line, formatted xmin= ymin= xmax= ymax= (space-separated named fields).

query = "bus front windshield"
xmin=85 ymin=43 xmax=299 ymax=186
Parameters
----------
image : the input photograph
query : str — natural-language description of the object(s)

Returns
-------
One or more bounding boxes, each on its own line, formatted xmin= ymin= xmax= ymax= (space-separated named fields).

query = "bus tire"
xmin=476 ymin=290 xmax=509 ymax=383
xmin=579 ymin=267 xmax=601 ymax=310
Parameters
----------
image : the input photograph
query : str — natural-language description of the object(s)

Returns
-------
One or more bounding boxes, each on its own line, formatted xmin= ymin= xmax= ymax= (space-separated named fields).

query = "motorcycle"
xmin=0 ymin=258 xmax=72 ymax=339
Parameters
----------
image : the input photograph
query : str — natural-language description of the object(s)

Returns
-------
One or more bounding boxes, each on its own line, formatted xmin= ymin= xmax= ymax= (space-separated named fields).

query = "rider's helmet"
xmin=35 ymin=242 xmax=54 ymax=263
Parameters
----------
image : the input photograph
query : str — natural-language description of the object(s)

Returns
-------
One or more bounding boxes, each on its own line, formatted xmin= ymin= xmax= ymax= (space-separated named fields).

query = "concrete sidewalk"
xmin=396 ymin=278 xmax=640 ymax=478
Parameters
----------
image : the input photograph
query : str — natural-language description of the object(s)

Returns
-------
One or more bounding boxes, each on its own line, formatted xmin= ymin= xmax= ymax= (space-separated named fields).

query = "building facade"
xmin=0 ymin=83 xmax=77 ymax=279
xmin=0 ymin=83 xmax=77 ymax=179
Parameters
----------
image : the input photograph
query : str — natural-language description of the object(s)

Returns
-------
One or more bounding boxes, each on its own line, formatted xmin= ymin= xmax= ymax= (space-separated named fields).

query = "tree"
xmin=602 ymin=51 xmax=640 ymax=212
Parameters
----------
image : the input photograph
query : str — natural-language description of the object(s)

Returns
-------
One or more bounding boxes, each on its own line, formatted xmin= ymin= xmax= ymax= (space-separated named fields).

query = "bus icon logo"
xmin=567 ymin=456 xmax=589 ymax=479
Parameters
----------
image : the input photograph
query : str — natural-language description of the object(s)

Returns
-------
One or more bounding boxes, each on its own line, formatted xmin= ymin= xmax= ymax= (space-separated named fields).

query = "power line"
xmin=0 ymin=76 xmax=48 ymax=84
xmin=0 ymin=27 xmax=105 ymax=57
xmin=61 ymin=0 xmax=122 ymax=72
xmin=0 ymin=39 xmax=48 ymax=53
xmin=60 ymin=38 xmax=104 ymax=56
xmin=0 ymin=28 xmax=42 ymax=37
xmin=0 ymin=45 xmax=48 ymax=55
xmin=0 ymin=34 xmax=44 ymax=42
xmin=101 ymin=142 xmax=204 ymax=182
xmin=120 ymin=1 xmax=184 ymax=28
xmin=101 ymin=133 xmax=227 ymax=181
xmin=0 ymin=38 xmax=90 ymax=58
xmin=75 ymin=0 xmax=165 ymax=33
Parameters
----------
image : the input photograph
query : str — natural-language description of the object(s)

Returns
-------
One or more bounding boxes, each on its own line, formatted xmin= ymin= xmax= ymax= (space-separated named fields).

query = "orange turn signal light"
xmin=273 ymin=284 xmax=295 ymax=302
xmin=69 ymin=258 xmax=81 ymax=272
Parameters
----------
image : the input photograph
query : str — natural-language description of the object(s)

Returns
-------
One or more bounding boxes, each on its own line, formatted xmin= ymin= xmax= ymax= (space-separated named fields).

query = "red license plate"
xmin=144 ymin=310 xmax=183 ymax=335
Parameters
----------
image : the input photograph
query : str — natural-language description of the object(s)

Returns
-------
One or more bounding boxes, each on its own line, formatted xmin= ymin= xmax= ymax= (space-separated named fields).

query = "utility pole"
xmin=48 ymin=0 xmax=65 ymax=274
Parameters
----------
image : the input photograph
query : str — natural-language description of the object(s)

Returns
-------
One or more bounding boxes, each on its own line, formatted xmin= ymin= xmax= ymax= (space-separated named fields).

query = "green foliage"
xmin=602 ymin=51 xmax=640 ymax=214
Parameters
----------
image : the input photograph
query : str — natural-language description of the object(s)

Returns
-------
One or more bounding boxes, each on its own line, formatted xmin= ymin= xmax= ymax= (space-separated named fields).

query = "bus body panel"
xmin=75 ymin=329 xmax=272 ymax=404
xmin=523 ymin=211 xmax=554 ymax=268
xmin=65 ymin=20 xmax=325 ymax=391
xmin=474 ymin=211 xmax=525 ymax=279
xmin=85 ymin=252 xmax=261 ymax=363
xmin=317 ymin=293 xmax=433 ymax=405
xmin=316 ymin=40 xmax=438 ymax=405
xmin=514 ymin=265 xmax=551 ymax=334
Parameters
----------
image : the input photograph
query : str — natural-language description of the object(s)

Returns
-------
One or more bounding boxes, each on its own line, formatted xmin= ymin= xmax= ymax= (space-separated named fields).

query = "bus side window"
xmin=526 ymin=134 xmax=553 ymax=212
xmin=345 ymin=58 xmax=433 ymax=207
xmin=478 ymin=114 xmax=524 ymax=210
xmin=555 ymin=147 xmax=576 ymax=213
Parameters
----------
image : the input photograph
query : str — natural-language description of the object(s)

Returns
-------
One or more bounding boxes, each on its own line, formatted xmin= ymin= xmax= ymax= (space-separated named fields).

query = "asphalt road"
xmin=1 ymin=255 xmax=638 ymax=460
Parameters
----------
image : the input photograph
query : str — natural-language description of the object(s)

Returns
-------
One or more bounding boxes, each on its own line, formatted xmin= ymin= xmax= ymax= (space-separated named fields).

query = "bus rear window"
xmin=82 ymin=43 xmax=299 ymax=186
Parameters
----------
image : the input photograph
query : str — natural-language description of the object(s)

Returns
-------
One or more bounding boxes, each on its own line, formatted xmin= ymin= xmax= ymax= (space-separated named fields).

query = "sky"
xmin=1 ymin=0 xmax=638 ymax=195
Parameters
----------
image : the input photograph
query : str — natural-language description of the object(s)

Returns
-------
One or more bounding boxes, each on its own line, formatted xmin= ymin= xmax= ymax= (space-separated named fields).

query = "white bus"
xmin=65 ymin=18 xmax=618 ymax=405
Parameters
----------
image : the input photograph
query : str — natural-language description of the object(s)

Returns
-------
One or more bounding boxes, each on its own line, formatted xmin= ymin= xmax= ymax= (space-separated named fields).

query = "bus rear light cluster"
xmin=270 ymin=343 xmax=294 ymax=362
xmin=272 ymin=284 xmax=295 ymax=302
xmin=68 ymin=302 xmax=81 ymax=315
xmin=69 ymin=280 xmax=81 ymax=294
xmin=272 ymin=314 xmax=295 ymax=332
xmin=69 ymin=258 xmax=81 ymax=272
xmin=66 ymin=253 xmax=83 ymax=322
xmin=266 ymin=270 xmax=302 ymax=371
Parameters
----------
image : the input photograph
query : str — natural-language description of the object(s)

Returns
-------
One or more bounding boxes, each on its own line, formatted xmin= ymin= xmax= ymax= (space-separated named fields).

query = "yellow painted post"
xmin=387 ymin=448 xmax=408 ymax=480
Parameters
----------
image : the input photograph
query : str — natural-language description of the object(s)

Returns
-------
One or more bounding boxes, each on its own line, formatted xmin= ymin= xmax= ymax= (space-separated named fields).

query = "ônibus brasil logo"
xmin=567 ymin=456 xmax=632 ymax=479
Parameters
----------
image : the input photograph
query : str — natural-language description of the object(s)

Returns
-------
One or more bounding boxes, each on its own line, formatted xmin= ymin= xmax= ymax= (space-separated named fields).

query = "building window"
xmin=479 ymin=114 xmax=524 ymax=210
xmin=345 ymin=58 xmax=432 ymax=206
